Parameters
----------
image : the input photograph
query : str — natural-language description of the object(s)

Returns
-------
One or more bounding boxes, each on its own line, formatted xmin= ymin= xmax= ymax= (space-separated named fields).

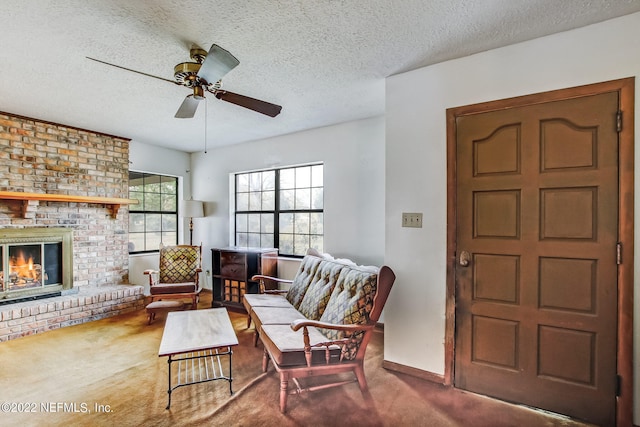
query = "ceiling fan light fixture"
xmin=174 ymin=62 xmax=202 ymax=86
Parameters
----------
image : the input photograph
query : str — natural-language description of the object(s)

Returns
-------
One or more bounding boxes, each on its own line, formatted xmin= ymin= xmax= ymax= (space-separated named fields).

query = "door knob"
xmin=459 ymin=250 xmax=471 ymax=267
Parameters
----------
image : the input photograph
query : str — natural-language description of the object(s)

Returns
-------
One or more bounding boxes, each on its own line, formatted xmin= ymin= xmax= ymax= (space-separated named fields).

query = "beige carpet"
xmin=0 ymin=293 xmax=593 ymax=427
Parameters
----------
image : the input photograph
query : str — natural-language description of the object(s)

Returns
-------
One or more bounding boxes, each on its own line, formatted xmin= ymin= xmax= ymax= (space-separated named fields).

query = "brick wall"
xmin=0 ymin=111 xmax=131 ymax=287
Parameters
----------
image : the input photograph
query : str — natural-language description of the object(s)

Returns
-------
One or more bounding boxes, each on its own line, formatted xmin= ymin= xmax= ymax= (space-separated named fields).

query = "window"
xmin=128 ymin=172 xmax=178 ymax=253
xmin=235 ymin=164 xmax=323 ymax=256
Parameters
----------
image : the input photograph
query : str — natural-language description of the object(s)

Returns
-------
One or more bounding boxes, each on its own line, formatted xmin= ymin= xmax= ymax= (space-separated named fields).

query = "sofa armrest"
xmin=252 ymin=274 xmax=293 ymax=293
xmin=290 ymin=319 xmax=375 ymax=334
xmin=290 ymin=319 xmax=375 ymax=366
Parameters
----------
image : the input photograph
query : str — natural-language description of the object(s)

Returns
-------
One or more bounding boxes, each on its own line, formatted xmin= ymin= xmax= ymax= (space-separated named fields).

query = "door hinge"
xmin=616 ymin=242 xmax=622 ymax=265
xmin=616 ymin=111 xmax=622 ymax=132
xmin=616 ymin=375 xmax=622 ymax=396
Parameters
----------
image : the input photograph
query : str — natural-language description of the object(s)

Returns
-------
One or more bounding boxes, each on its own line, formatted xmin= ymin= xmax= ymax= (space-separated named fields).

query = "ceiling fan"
xmin=87 ymin=44 xmax=282 ymax=119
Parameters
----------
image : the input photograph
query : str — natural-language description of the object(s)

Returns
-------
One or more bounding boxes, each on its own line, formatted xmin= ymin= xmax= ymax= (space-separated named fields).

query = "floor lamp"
xmin=180 ymin=200 xmax=204 ymax=245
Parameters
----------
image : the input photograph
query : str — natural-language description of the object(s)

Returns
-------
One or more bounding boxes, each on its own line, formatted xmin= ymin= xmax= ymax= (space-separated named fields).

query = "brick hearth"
xmin=0 ymin=285 xmax=145 ymax=341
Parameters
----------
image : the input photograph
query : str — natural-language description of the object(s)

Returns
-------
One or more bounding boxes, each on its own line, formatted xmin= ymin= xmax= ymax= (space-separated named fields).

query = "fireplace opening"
xmin=0 ymin=228 xmax=73 ymax=304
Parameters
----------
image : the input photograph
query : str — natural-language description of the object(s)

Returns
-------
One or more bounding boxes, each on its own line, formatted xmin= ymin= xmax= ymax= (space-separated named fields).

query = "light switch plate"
xmin=402 ymin=212 xmax=423 ymax=228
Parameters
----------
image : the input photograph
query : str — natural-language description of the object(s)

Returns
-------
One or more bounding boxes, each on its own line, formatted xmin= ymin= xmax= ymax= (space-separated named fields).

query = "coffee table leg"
xmin=229 ymin=349 xmax=234 ymax=395
xmin=166 ymin=355 xmax=173 ymax=410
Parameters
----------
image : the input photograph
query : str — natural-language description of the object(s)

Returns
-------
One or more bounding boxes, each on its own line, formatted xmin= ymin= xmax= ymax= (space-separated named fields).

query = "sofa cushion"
xmin=260 ymin=324 xmax=342 ymax=367
xmin=251 ymin=306 xmax=305 ymax=328
xmin=297 ymin=261 xmax=344 ymax=321
xmin=243 ymin=293 xmax=290 ymax=313
xmin=317 ymin=266 xmax=378 ymax=359
xmin=285 ymin=255 xmax=323 ymax=309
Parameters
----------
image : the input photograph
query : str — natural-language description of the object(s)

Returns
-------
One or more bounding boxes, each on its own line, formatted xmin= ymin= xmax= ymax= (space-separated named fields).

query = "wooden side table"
xmin=211 ymin=247 xmax=278 ymax=309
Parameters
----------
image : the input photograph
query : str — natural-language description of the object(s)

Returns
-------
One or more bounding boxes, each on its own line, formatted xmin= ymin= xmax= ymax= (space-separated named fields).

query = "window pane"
xmin=312 ymin=188 xmax=323 ymax=209
xmin=294 ymin=212 xmax=310 ymax=234
xmin=262 ymin=171 xmax=275 ymax=190
xmin=162 ymin=231 xmax=177 ymax=245
xmin=237 ymin=174 xmax=249 ymax=192
xmin=162 ymin=214 xmax=177 ymax=231
xmin=161 ymin=176 xmax=176 ymax=193
xmin=248 ymin=214 xmax=261 ymax=233
xmin=310 ymin=235 xmax=323 ymax=253
xmin=129 ymin=213 xmax=145 ymax=233
xmin=279 ymin=234 xmax=294 ymax=254
xmin=129 ymin=191 xmax=143 ymax=205
xmin=262 ymin=234 xmax=274 ymax=248
xmin=280 ymin=168 xmax=295 ymax=189
xmin=145 ymin=175 xmax=161 ymax=193
xmin=280 ymin=213 xmax=294 ymax=233
xmin=261 ymin=214 xmax=274 ymax=233
xmin=237 ymin=232 xmax=248 ymax=247
xmin=294 ymin=234 xmax=310 ymax=256
xmin=236 ymin=193 xmax=249 ymax=211
xmin=280 ymin=189 xmax=294 ymax=210
xmin=128 ymin=233 xmax=144 ymax=252
xmin=248 ymin=233 xmax=261 ymax=247
xmin=146 ymin=232 xmax=162 ymax=251
xmin=162 ymin=194 xmax=177 ymax=212
xmin=310 ymin=213 xmax=323 ymax=234
xmin=236 ymin=214 xmax=248 ymax=232
xmin=296 ymin=166 xmax=311 ymax=188
xmin=311 ymin=165 xmax=323 ymax=187
xmin=249 ymin=192 xmax=261 ymax=211
xmin=249 ymin=172 xmax=262 ymax=191
xmin=144 ymin=193 xmax=161 ymax=211
xmin=295 ymin=188 xmax=311 ymax=209
xmin=262 ymin=190 xmax=275 ymax=210
xmin=145 ymin=214 xmax=161 ymax=232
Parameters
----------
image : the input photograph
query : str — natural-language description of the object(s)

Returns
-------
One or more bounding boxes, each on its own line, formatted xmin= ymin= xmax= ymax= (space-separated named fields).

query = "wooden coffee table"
xmin=158 ymin=308 xmax=239 ymax=409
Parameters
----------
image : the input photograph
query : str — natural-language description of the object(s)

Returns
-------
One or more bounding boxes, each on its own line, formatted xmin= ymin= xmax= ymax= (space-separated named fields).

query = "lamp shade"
xmin=180 ymin=200 xmax=204 ymax=218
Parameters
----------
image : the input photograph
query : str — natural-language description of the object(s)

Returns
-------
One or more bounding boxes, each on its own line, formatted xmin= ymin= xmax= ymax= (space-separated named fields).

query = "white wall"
xmin=128 ymin=140 xmax=191 ymax=293
xmin=384 ymin=12 xmax=640 ymax=423
xmin=189 ymin=116 xmax=386 ymax=287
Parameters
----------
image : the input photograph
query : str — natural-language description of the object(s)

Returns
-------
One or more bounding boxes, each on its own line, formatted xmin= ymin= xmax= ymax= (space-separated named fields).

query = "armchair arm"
xmin=143 ymin=269 xmax=159 ymax=286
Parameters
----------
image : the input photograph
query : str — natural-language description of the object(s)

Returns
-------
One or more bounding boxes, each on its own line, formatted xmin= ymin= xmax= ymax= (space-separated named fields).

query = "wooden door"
xmin=453 ymin=92 xmax=619 ymax=426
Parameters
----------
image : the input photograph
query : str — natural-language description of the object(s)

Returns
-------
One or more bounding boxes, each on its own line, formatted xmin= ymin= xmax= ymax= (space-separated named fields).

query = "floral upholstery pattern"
xmin=286 ymin=255 xmax=322 ymax=309
xmin=318 ymin=267 xmax=378 ymax=359
xmin=159 ymin=245 xmax=201 ymax=284
xmin=297 ymin=262 xmax=345 ymax=320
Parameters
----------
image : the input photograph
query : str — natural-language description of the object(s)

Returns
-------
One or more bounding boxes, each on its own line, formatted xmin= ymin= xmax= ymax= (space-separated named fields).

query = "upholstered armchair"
xmin=144 ymin=244 xmax=202 ymax=309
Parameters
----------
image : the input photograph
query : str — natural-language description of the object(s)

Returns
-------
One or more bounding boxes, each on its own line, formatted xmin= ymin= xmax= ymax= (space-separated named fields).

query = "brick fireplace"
xmin=0 ymin=112 xmax=144 ymax=340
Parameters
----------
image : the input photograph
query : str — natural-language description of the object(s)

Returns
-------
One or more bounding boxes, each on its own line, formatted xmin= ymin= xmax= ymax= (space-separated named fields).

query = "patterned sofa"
xmin=243 ymin=248 xmax=396 ymax=413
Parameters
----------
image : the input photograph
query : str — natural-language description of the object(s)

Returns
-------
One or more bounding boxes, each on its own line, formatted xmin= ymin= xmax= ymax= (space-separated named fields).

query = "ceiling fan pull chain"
xmin=204 ymin=99 xmax=208 ymax=154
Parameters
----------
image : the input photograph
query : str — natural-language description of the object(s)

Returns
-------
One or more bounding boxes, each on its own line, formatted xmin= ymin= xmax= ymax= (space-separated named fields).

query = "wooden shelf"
xmin=0 ymin=191 xmax=138 ymax=219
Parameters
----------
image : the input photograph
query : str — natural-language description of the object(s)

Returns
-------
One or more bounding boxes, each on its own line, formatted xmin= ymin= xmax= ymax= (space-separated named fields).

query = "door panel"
xmin=454 ymin=92 xmax=618 ymax=426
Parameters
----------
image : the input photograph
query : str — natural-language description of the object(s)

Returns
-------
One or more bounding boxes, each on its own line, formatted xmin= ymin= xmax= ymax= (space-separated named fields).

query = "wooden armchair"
xmin=144 ymin=244 xmax=202 ymax=309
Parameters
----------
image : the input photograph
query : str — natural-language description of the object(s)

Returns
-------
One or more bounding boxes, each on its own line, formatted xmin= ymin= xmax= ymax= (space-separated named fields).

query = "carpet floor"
xmin=0 ymin=292 xmax=594 ymax=427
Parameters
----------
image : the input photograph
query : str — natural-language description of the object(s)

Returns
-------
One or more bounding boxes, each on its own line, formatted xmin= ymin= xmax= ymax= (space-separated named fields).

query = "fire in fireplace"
xmin=0 ymin=228 xmax=73 ymax=304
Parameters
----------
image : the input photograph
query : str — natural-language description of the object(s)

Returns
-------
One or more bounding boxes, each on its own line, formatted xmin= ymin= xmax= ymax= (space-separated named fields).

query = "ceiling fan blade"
xmin=175 ymin=95 xmax=201 ymax=118
xmin=86 ymin=57 xmax=179 ymax=85
xmin=196 ymin=44 xmax=239 ymax=85
xmin=213 ymin=90 xmax=282 ymax=117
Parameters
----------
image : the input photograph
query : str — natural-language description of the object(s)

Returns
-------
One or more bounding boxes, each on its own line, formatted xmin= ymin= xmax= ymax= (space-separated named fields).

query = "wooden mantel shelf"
xmin=0 ymin=191 xmax=138 ymax=219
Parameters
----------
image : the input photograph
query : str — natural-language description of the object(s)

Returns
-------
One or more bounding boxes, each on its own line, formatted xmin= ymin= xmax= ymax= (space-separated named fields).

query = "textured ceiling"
xmin=2 ymin=1 xmax=640 ymax=152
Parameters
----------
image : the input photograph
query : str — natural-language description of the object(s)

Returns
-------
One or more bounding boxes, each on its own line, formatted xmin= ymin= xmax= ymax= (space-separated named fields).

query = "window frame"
xmin=234 ymin=163 xmax=324 ymax=258
xmin=128 ymin=171 xmax=179 ymax=254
